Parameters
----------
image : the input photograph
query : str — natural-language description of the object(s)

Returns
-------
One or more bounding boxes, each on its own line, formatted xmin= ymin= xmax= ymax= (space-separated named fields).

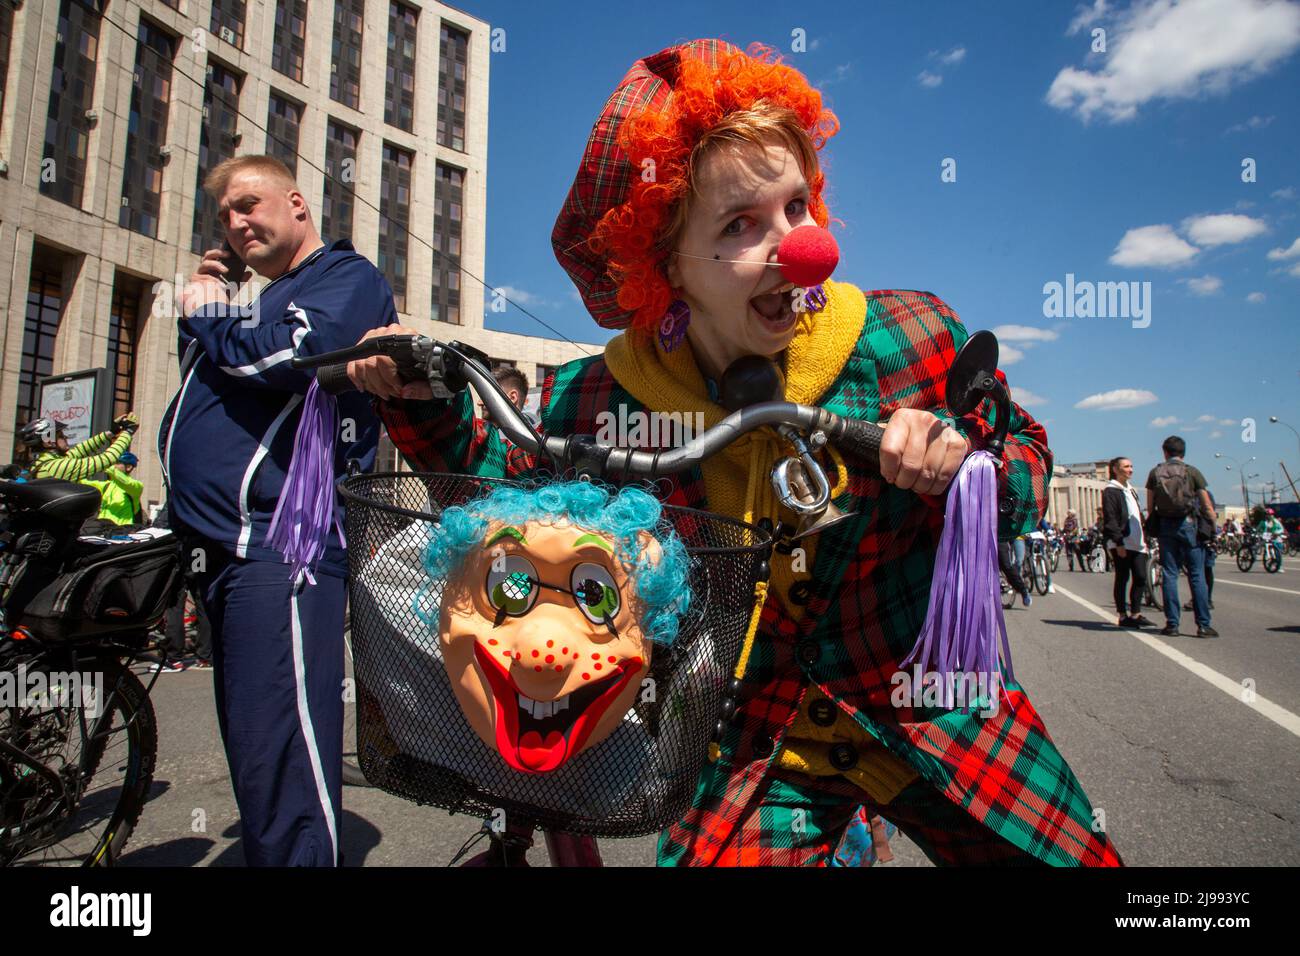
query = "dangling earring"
xmin=803 ymin=284 xmax=828 ymax=313
xmin=659 ymin=299 xmax=691 ymax=352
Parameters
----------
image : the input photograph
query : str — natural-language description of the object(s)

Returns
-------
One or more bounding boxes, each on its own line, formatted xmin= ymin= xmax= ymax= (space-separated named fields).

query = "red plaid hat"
xmin=551 ymin=39 xmax=742 ymax=331
xmin=552 ymin=39 xmax=838 ymax=333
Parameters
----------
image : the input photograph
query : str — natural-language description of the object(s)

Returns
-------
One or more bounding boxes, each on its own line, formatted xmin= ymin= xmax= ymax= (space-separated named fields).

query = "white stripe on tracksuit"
xmin=290 ymin=583 xmax=339 ymax=864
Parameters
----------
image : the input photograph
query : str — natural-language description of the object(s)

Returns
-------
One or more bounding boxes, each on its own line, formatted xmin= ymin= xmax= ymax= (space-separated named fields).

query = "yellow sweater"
xmin=605 ymin=280 xmax=917 ymax=805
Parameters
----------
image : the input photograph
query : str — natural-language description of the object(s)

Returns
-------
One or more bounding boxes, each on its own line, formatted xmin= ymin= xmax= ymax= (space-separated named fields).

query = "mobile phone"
xmin=220 ymin=240 xmax=247 ymax=288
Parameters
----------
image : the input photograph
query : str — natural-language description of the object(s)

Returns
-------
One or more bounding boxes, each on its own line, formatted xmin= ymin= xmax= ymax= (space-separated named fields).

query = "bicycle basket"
xmin=341 ymin=473 xmax=771 ymax=837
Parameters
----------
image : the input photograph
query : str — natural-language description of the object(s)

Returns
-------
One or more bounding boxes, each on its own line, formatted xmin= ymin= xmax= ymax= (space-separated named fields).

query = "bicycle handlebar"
xmin=292 ymin=335 xmax=888 ymax=478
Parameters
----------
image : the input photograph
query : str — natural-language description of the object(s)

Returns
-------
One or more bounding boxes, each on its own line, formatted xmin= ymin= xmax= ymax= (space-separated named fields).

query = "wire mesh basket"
xmin=340 ymin=472 xmax=772 ymax=837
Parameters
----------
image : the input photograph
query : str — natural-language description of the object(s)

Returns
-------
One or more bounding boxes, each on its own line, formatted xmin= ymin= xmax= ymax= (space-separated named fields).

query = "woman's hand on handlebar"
xmin=347 ymin=326 xmax=433 ymax=401
xmin=878 ymin=408 xmax=971 ymax=496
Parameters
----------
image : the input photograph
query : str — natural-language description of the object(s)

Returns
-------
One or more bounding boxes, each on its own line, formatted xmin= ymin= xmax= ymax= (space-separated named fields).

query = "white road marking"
xmin=1214 ymin=577 xmax=1300 ymax=598
xmin=1051 ymin=583 xmax=1300 ymax=740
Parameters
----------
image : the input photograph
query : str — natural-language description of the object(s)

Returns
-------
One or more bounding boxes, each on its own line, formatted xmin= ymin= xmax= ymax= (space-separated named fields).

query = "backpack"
xmin=1150 ymin=460 xmax=1198 ymax=518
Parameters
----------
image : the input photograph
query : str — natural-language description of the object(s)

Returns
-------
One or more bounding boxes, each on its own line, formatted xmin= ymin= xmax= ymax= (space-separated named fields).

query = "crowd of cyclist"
xmin=999 ymin=444 xmax=1294 ymax=640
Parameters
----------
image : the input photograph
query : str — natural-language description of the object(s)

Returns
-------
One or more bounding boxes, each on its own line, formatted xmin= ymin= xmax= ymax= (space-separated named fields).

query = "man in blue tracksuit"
xmin=160 ymin=155 xmax=395 ymax=865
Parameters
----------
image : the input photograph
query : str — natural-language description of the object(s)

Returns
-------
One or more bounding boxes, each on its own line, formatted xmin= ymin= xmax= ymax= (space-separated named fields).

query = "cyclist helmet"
xmin=1266 ymin=508 xmax=1275 ymax=516
xmin=17 ymin=417 xmax=65 ymax=448
xmin=119 ymin=451 xmax=139 ymax=467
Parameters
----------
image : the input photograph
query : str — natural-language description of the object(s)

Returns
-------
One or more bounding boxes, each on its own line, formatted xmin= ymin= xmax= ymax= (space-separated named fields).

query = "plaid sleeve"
xmin=377 ymin=389 xmax=537 ymax=479
xmin=930 ymin=313 xmax=1052 ymax=540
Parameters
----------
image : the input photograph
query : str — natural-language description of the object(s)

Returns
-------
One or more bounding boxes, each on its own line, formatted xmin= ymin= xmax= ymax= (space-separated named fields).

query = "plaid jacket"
xmin=381 ymin=289 xmax=1121 ymax=866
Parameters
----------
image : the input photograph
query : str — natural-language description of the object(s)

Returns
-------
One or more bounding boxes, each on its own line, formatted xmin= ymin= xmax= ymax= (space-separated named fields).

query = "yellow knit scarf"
xmin=605 ymin=280 xmax=918 ymax=803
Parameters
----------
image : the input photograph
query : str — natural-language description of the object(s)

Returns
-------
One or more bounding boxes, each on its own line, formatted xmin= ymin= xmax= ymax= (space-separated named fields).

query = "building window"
xmin=437 ymin=24 xmax=468 ymax=150
xmin=431 ymin=163 xmax=463 ymax=325
xmin=266 ymin=92 xmax=302 ymax=175
xmin=536 ymin=364 xmax=556 ymax=387
xmin=14 ymin=257 xmax=65 ymax=457
xmin=330 ymin=0 xmax=364 ymax=110
xmin=159 ymin=0 xmax=179 ymax=8
xmin=385 ymin=2 xmax=417 ymax=132
xmin=210 ymin=0 xmax=246 ymax=49
xmin=0 ymin=1 xmax=15 ymax=134
xmin=191 ymin=60 xmax=242 ymax=255
xmin=40 ymin=0 xmax=104 ymax=209
xmin=322 ymin=119 xmax=357 ymax=241
xmin=271 ymin=0 xmax=307 ymax=82
xmin=107 ymin=274 xmax=146 ymax=418
xmin=378 ymin=144 xmax=411 ymax=312
xmin=119 ymin=19 xmax=176 ymax=239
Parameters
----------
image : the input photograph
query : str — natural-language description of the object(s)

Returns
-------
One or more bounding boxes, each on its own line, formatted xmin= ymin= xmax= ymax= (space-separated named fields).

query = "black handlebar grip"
xmin=316 ymin=363 xmax=357 ymax=395
xmin=835 ymin=417 xmax=884 ymax=466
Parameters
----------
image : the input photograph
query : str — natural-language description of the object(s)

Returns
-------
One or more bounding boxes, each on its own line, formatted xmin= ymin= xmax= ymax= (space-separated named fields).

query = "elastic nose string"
xmin=672 ymin=251 xmax=787 ymax=267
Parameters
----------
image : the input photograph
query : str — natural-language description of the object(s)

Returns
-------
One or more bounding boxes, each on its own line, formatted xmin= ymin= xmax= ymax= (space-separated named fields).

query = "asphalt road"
xmin=118 ymin=557 xmax=1300 ymax=867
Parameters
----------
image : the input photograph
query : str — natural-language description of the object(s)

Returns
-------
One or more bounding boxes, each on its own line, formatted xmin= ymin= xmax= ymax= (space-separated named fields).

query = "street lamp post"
xmin=1269 ymin=416 xmax=1300 ymax=466
xmin=1215 ymin=452 xmax=1255 ymax=511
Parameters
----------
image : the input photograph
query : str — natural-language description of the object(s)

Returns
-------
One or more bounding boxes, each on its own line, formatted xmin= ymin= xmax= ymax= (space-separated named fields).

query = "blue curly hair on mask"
xmin=415 ymin=482 xmax=692 ymax=645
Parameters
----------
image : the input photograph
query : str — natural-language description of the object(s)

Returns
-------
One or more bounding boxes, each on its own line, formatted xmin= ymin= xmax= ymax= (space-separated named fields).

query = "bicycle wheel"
xmin=1 ymin=658 xmax=156 ymax=866
xmin=1236 ymin=546 xmax=1255 ymax=572
xmin=1049 ymin=544 xmax=1061 ymax=573
xmin=1263 ymin=543 xmax=1282 ymax=574
xmin=1034 ymin=554 xmax=1051 ymax=595
xmin=1022 ymin=558 xmax=1037 ymax=594
xmin=341 ymin=613 xmax=371 ymax=788
xmin=1147 ymin=558 xmax=1164 ymax=611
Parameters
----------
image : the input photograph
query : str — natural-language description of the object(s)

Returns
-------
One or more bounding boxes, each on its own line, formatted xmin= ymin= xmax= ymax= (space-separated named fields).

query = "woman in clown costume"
xmin=348 ymin=39 xmax=1121 ymax=867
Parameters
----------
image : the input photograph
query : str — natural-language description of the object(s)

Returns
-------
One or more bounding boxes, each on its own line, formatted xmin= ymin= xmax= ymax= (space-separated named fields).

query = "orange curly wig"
xmin=588 ymin=42 xmax=840 ymax=333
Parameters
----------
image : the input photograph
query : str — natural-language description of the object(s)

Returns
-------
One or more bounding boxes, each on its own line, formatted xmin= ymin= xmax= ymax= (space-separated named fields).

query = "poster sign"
xmin=39 ymin=368 xmax=112 ymax=447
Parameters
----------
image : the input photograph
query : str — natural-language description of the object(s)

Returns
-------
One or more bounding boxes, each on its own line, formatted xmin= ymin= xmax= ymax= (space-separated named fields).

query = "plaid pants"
xmin=658 ymin=767 xmax=1047 ymax=867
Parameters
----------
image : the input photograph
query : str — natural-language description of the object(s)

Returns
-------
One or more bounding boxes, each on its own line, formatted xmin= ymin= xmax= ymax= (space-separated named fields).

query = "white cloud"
xmin=934 ymin=46 xmax=966 ymax=65
xmin=1150 ymin=415 xmax=1181 ymax=426
xmin=1012 ymin=388 xmax=1048 ymax=407
xmin=1273 ymin=186 xmax=1298 ymax=201
xmin=1266 ymin=237 xmax=1300 ymax=260
xmin=496 ymin=285 xmax=544 ymax=306
xmin=917 ymin=70 xmax=943 ymax=88
xmin=1000 ymin=345 xmax=1025 ymax=366
xmin=1075 ymin=389 xmax=1159 ymax=410
xmin=1182 ymin=274 xmax=1223 ymax=295
xmin=1046 ymin=0 xmax=1300 ymax=123
xmin=990 ymin=324 xmax=1060 ymax=343
xmin=1225 ymin=114 xmax=1275 ymax=133
xmin=1067 ymin=0 xmax=1110 ymax=35
xmin=1109 ymin=224 xmax=1199 ymax=267
xmin=1196 ymin=414 xmax=1219 ymax=423
xmin=1290 ymin=261 xmax=1300 ymax=278
xmin=1182 ymin=213 xmax=1268 ymax=246
xmin=1209 ymin=430 xmax=1224 ymax=439
xmin=1246 ymin=291 xmax=1266 ymax=303
xmin=819 ymin=63 xmax=854 ymax=86
xmin=1219 ymin=418 xmax=1235 ymax=426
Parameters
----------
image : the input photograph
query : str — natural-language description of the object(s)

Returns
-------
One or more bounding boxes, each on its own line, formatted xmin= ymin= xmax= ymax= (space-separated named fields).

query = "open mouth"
xmin=473 ymin=643 xmax=642 ymax=774
xmin=749 ymin=286 xmax=797 ymax=334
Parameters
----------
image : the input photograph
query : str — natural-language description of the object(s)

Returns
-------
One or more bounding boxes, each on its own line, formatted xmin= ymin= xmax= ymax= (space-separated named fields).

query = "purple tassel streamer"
xmin=265 ymin=380 xmax=346 ymax=586
xmin=901 ymin=450 xmax=1016 ymax=713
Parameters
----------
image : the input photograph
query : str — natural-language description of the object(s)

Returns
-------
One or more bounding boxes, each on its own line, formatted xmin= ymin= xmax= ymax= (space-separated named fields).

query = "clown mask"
xmin=439 ymin=520 xmax=659 ymax=774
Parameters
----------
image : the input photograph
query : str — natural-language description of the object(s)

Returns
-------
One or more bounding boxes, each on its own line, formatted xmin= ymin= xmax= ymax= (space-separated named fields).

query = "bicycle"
xmin=1047 ymin=532 xmax=1063 ymax=573
xmin=1145 ymin=539 xmax=1164 ymax=611
xmin=1261 ymin=535 xmax=1284 ymax=574
xmin=0 ymin=481 xmax=182 ymax=866
xmin=1236 ymin=531 xmax=1259 ymax=572
xmin=295 ymin=329 xmax=1017 ymax=865
xmin=1027 ymin=534 xmax=1052 ymax=596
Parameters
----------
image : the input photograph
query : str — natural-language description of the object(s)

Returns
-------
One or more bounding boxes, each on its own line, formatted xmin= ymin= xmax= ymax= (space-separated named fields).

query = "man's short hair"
xmin=203 ymin=155 xmax=299 ymax=200
xmin=492 ymin=365 xmax=529 ymax=400
xmin=1161 ymin=435 xmax=1186 ymax=458
xmin=1108 ymin=456 xmax=1129 ymax=480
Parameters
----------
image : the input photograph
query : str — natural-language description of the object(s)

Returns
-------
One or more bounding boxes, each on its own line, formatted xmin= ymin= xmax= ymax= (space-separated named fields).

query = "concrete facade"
xmin=0 ymin=0 xmax=598 ymax=512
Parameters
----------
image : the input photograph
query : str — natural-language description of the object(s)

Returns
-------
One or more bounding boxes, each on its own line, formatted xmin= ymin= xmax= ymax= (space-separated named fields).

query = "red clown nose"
xmin=778 ymin=226 xmax=839 ymax=288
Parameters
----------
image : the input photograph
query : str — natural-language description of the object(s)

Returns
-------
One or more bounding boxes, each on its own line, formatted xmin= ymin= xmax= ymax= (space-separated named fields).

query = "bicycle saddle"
xmin=0 ymin=478 xmax=102 ymax=524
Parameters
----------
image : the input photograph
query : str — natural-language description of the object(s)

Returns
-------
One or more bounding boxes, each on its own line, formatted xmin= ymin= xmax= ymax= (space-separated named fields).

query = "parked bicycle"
xmin=0 ymin=481 xmax=182 ymax=866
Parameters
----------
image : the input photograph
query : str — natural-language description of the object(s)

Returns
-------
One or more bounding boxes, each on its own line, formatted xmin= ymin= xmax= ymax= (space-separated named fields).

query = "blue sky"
xmin=455 ymin=0 xmax=1299 ymax=507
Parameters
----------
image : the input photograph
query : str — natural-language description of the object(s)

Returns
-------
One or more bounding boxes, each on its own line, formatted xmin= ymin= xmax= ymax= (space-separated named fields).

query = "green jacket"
xmin=83 ymin=467 xmax=145 ymax=526
xmin=31 ymin=430 xmax=133 ymax=482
